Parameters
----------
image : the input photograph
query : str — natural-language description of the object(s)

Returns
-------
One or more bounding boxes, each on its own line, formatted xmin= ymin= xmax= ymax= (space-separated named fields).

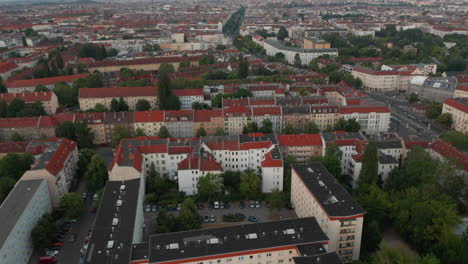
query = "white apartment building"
xmin=0 ymin=179 xmax=52 ymax=264
xmin=172 ymin=89 xmax=206 ymax=110
xmin=442 ymin=98 xmax=468 ymax=135
xmin=339 ymin=106 xmax=391 ymax=134
xmin=291 ymin=163 xmax=365 ymax=262
xmin=263 ymin=39 xmax=338 ymax=65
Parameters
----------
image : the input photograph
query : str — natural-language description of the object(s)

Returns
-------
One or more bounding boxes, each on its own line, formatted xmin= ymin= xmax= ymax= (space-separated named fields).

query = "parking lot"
xmin=144 ymin=201 xmax=297 ymax=237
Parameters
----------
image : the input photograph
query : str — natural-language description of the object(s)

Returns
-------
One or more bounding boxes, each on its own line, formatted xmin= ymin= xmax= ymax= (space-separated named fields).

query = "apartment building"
xmin=0 ymin=91 xmax=59 ymax=114
xmin=164 ymin=110 xmax=195 ymax=138
xmin=453 ymin=84 xmax=468 ymax=99
xmin=442 ymin=98 xmax=468 ymax=135
xmin=351 ymin=66 xmax=417 ymax=92
xmin=79 ymin=86 xmax=158 ymax=111
xmin=0 ymin=61 xmax=19 ymax=79
xmin=5 ymin=73 xmax=90 ymax=93
xmin=177 ymin=153 xmax=223 ymax=195
xmin=87 ymin=56 xmax=202 ymax=73
xmin=0 ymin=117 xmax=40 ymax=141
xmin=277 ymin=134 xmax=323 ymax=162
xmin=75 ymin=112 xmax=106 ymax=145
xmin=104 ymin=112 xmax=135 ymax=145
xmin=407 ymin=76 xmax=458 ymax=103
xmin=172 ymin=89 xmax=206 ymax=110
xmin=291 ymin=163 xmax=365 ymax=262
xmin=19 ymin=138 xmax=78 ymax=207
xmin=134 ymin=111 xmax=165 ymax=136
xmin=0 ymin=179 xmax=52 ymax=264
xmin=310 ymin=105 xmax=340 ymax=130
xmin=193 ymin=110 xmax=224 ymax=136
xmin=224 ymin=106 xmax=252 ymax=135
xmin=339 ymin=106 xmax=391 ymax=134
xmin=251 ymin=107 xmax=282 ymax=134
xmin=264 ymin=39 xmax=338 ymax=65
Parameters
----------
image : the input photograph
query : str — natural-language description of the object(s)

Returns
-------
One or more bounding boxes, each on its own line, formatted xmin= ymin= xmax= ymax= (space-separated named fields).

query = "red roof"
xmin=444 ymin=98 xmax=468 ymax=113
xmin=88 ymin=55 xmax=203 ymax=68
xmin=0 ymin=92 xmax=53 ymax=103
xmin=261 ymin=152 xmax=283 ymax=167
xmin=172 ymin=89 xmax=203 ymax=97
xmin=164 ymin=110 xmax=194 ymax=121
xmin=404 ymin=141 xmax=430 ymax=150
xmin=80 ymin=86 xmax=157 ymax=98
xmin=240 ymin=141 xmax=273 ymax=150
xmin=0 ymin=61 xmax=18 ymax=74
xmin=252 ymin=107 xmax=281 ymax=116
xmin=0 ymin=141 xmax=29 ymax=154
xmin=431 ymin=139 xmax=468 ymax=171
xmin=194 ymin=109 xmax=222 ymax=122
xmin=0 ymin=117 xmax=39 ymax=128
xmin=6 ymin=74 xmax=90 ymax=88
xmin=456 ymin=84 xmax=468 ymax=92
xmin=178 ymin=154 xmax=222 ymax=171
xmin=224 ymin=105 xmax=251 ymax=116
xmin=28 ymin=138 xmax=77 ymax=176
xmin=340 ymin=106 xmax=391 ymax=114
xmin=277 ymin=134 xmax=322 ymax=147
xmin=135 ymin=111 xmax=164 ymax=122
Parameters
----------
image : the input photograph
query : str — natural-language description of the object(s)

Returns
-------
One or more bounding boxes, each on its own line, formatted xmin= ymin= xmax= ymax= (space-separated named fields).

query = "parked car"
xmin=151 ymin=205 xmax=157 ymax=212
xmin=177 ymin=203 xmax=181 ymax=211
xmin=239 ymin=201 xmax=245 ymax=209
xmin=249 ymin=201 xmax=255 ymax=208
xmin=220 ymin=201 xmax=224 ymax=209
xmin=214 ymin=201 xmax=220 ymax=209
xmin=39 ymin=256 xmax=57 ymax=264
xmin=210 ymin=215 xmax=216 ymax=222
xmin=69 ymin=233 xmax=77 ymax=242
xmin=197 ymin=202 xmax=205 ymax=210
xmin=145 ymin=205 xmax=151 ymax=212
xmin=82 ymin=192 xmax=87 ymax=200
xmin=248 ymin=216 xmax=259 ymax=222
xmin=208 ymin=202 xmax=214 ymax=210
xmin=93 ymin=193 xmax=98 ymax=201
xmin=203 ymin=215 xmax=210 ymax=223
xmin=255 ymin=201 xmax=261 ymax=208
xmin=50 ymin=242 xmax=64 ymax=248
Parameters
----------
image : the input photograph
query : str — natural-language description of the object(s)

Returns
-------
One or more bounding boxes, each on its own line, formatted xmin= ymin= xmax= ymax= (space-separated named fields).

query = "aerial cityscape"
xmin=0 ymin=0 xmax=466 ymax=264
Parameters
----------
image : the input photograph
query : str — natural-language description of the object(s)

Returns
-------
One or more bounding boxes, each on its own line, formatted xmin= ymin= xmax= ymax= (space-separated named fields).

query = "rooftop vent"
xmin=318 ymin=180 xmax=325 ymax=187
xmin=120 ymin=185 xmax=126 ymax=191
xmin=116 ymin=200 xmax=123 ymax=207
xmin=107 ymin=241 xmax=115 ymax=249
xmin=245 ymin=233 xmax=258 ymax=240
xmin=307 ymin=167 xmax=314 ymax=173
xmin=283 ymin=229 xmax=295 ymax=235
xmin=166 ymin=243 xmax=179 ymax=250
xmin=207 ymin=238 xmax=219 ymax=244
xmin=112 ymin=218 xmax=119 ymax=226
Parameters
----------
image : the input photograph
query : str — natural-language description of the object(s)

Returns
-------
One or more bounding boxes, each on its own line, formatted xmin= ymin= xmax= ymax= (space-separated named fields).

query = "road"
xmin=55 ymin=180 xmax=97 ymax=264
xmin=366 ymin=92 xmax=446 ymax=139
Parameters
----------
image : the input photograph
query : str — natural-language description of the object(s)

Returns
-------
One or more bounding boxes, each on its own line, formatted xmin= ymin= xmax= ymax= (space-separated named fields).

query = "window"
xmin=239 ymin=257 xmax=244 ymax=261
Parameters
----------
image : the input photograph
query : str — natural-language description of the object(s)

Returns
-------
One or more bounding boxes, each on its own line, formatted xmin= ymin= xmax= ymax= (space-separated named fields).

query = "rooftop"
xmin=85 ymin=179 xmax=142 ymax=264
xmin=292 ymin=162 xmax=365 ymax=219
xmin=149 ymin=217 xmax=328 ymax=264
xmin=0 ymin=179 xmax=47 ymax=250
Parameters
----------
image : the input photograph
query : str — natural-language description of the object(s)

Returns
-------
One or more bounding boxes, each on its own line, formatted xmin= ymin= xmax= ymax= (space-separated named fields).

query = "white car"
xmin=93 ymin=194 xmax=98 ymax=201
xmin=214 ymin=201 xmax=220 ymax=209
xmin=145 ymin=205 xmax=151 ymax=212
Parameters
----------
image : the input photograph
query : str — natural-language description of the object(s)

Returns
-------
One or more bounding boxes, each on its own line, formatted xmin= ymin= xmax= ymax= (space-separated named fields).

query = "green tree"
xmin=57 ymin=121 xmax=94 ymax=148
xmin=215 ymin=127 xmax=225 ymax=136
xmin=370 ymin=245 xmax=440 ymax=264
xmin=135 ymin=128 xmax=146 ymax=137
xmin=179 ymin=198 xmax=201 ymax=230
xmin=345 ymin=118 xmax=361 ymax=132
xmin=91 ymin=103 xmax=108 ymax=112
xmin=426 ymin=101 xmax=442 ymax=119
xmin=294 ymin=53 xmax=302 ymax=67
xmin=55 ymin=53 xmax=64 ymax=69
xmin=7 ymin=98 xmax=25 ymax=117
xmin=298 ymin=87 xmax=309 ymax=97
xmin=119 ymin=67 xmax=134 ymax=78
xmin=240 ymin=169 xmax=260 ymax=199
xmin=305 ymin=121 xmax=320 ymax=134
xmin=77 ymin=148 xmax=96 ymax=178
xmin=238 ymin=58 xmax=249 ymax=79
xmin=77 ymin=63 xmax=87 ymax=73
xmin=408 ymin=92 xmax=419 ymax=103
xmin=196 ymin=127 xmax=207 ymax=137
xmin=11 ymin=132 xmax=24 ymax=141
xmin=440 ymin=131 xmax=467 ymax=151
xmin=437 ymin=113 xmax=452 ymax=127
xmin=157 ymin=126 xmax=170 ymax=138
xmin=267 ymin=188 xmax=286 ymax=211
xmin=0 ymin=153 xmax=34 ymax=180
xmin=112 ymin=125 xmax=130 ymax=147
xmin=333 ymin=118 xmax=347 ymax=131
xmin=216 ymin=44 xmax=227 ymax=50
xmin=260 ymin=119 xmax=273 ymax=133
xmin=85 ymin=154 xmax=108 ymax=190
xmin=243 ymin=122 xmax=258 ymax=134
xmin=147 ymin=162 xmax=167 ymax=195
xmin=358 ymin=142 xmax=379 ymax=188
xmin=0 ymin=177 xmax=16 ymax=204
xmin=159 ymin=63 xmax=175 ymax=74
xmin=86 ymin=74 xmax=103 ymax=87
xmin=60 ymin=192 xmax=84 ymax=219
xmin=277 ymin=27 xmax=288 ymax=40
xmin=283 ymin=123 xmax=295 ymax=134
xmin=136 ymin=99 xmax=151 ymax=111
xmin=0 ymin=77 xmax=7 ymax=93
xmin=0 ymin=99 xmax=6 ymax=117
xmin=156 ymin=209 xmax=181 ymax=233
xmin=110 ymin=99 xmax=120 ymax=112
xmin=158 ymin=71 xmax=171 ymax=109
xmin=197 ymin=173 xmax=223 ymax=201
xmin=53 ymin=81 xmax=75 ymax=106
xmin=223 ymin=171 xmax=241 ymax=193
xmin=118 ymin=97 xmax=129 ymax=111
xmin=198 ymin=55 xmax=215 ymax=65
xmin=31 ymin=213 xmax=55 ymax=249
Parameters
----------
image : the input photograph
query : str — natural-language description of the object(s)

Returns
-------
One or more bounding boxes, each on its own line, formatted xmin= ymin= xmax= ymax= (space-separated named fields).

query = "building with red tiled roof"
xmin=277 ymin=134 xmax=323 ymax=162
xmin=430 ymin=139 xmax=468 ymax=171
xmin=351 ymin=66 xmax=421 ymax=92
xmin=172 ymin=89 xmax=205 ymax=109
xmin=0 ymin=91 xmax=59 ymax=114
xmin=5 ymin=73 xmax=90 ymax=93
xmin=442 ymin=98 xmax=468 ymax=135
xmin=0 ymin=141 xmax=29 ymax=157
xmin=340 ymin=106 xmax=391 ymax=133
xmin=193 ymin=109 xmax=223 ymax=136
xmin=0 ymin=61 xmax=19 ymax=79
xmin=0 ymin=117 xmax=40 ymax=141
xmin=20 ymin=137 xmax=78 ymax=207
xmin=79 ymin=86 xmax=158 ymax=111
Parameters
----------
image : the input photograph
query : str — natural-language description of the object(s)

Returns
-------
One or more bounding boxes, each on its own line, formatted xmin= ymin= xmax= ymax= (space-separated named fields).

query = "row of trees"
xmin=0 ymin=98 xmax=46 ymax=118
xmin=53 ymin=74 xmax=103 ymax=107
xmin=0 ymin=153 xmax=34 ymax=204
xmin=354 ymin=144 xmax=467 ymax=263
